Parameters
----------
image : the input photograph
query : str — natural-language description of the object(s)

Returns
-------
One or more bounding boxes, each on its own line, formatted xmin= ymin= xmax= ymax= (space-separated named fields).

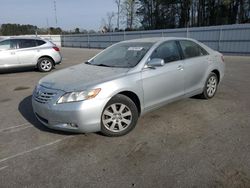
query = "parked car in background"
xmin=32 ymin=37 xmax=225 ymax=137
xmin=0 ymin=37 xmax=62 ymax=72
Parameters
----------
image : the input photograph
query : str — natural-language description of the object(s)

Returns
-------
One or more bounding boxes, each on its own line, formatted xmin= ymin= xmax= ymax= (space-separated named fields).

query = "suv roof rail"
xmin=3 ymin=36 xmax=43 ymax=40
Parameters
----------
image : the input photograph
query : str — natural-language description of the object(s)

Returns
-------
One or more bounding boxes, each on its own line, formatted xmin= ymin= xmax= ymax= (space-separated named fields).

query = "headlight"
xmin=57 ymin=88 xmax=101 ymax=104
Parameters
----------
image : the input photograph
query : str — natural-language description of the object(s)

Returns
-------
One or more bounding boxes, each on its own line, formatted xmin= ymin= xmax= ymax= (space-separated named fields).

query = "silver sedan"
xmin=32 ymin=37 xmax=225 ymax=136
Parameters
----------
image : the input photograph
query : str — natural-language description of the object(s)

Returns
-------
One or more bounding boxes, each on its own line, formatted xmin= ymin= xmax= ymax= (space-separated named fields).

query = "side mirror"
xmin=146 ymin=58 xmax=165 ymax=69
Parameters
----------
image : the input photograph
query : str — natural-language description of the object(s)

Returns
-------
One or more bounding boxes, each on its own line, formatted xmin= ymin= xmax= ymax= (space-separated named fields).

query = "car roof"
xmin=1 ymin=36 xmax=44 ymax=40
xmin=122 ymin=37 xmax=197 ymax=44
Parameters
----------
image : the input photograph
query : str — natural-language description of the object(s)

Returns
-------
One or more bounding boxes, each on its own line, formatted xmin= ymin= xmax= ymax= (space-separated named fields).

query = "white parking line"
xmin=0 ymin=136 xmax=73 ymax=164
xmin=7 ymin=125 xmax=32 ymax=133
xmin=0 ymin=123 xmax=30 ymax=133
xmin=0 ymin=166 xmax=8 ymax=171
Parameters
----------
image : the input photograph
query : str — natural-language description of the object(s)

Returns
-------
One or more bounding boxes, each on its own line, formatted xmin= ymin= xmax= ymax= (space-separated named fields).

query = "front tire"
xmin=101 ymin=94 xmax=139 ymax=137
xmin=37 ymin=57 xmax=54 ymax=72
xmin=200 ymin=72 xmax=218 ymax=99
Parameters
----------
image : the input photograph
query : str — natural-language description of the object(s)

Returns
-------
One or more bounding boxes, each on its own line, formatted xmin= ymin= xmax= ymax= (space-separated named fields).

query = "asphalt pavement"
xmin=0 ymin=48 xmax=250 ymax=188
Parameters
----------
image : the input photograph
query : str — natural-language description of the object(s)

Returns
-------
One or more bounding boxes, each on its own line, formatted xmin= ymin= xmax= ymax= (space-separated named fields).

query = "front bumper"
xmin=32 ymin=90 xmax=110 ymax=133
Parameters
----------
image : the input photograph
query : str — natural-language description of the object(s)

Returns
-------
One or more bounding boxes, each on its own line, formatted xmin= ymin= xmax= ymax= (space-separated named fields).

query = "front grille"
xmin=34 ymin=86 xmax=57 ymax=104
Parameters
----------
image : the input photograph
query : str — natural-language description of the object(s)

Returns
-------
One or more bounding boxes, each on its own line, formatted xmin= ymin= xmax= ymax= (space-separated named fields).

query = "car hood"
xmin=39 ymin=63 xmax=130 ymax=91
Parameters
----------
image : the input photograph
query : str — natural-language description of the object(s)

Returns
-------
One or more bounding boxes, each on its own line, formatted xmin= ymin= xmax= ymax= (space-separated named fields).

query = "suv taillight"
xmin=53 ymin=46 xmax=60 ymax=51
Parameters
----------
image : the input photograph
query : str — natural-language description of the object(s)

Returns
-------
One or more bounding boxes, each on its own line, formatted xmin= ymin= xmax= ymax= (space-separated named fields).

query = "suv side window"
xmin=0 ymin=40 xmax=11 ymax=50
xmin=179 ymin=40 xmax=208 ymax=59
xmin=36 ymin=40 xmax=46 ymax=46
xmin=0 ymin=39 xmax=18 ymax=50
xmin=18 ymin=39 xmax=37 ymax=49
xmin=151 ymin=41 xmax=181 ymax=63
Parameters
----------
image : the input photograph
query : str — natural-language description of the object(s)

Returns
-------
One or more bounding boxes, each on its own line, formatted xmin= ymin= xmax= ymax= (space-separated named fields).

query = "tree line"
xmin=102 ymin=0 xmax=250 ymax=31
xmin=1 ymin=1 xmax=250 ymax=35
xmin=0 ymin=24 xmax=98 ymax=36
xmin=0 ymin=24 xmax=64 ymax=36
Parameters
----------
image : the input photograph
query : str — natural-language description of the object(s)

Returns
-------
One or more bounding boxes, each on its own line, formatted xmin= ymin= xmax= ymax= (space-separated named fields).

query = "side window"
xmin=151 ymin=41 xmax=181 ymax=63
xmin=18 ymin=39 xmax=37 ymax=49
xmin=10 ymin=40 xmax=19 ymax=49
xmin=0 ymin=40 xmax=11 ymax=50
xmin=36 ymin=40 xmax=46 ymax=46
xmin=179 ymin=40 xmax=208 ymax=59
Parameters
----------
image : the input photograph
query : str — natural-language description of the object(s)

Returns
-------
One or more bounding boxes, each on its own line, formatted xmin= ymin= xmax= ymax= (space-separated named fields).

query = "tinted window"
xmin=179 ymin=40 xmax=208 ymax=59
xmin=18 ymin=39 xmax=37 ymax=48
xmin=10 ymin=39 xmax=19 ymax=49
xmin=0 ymin=40 xmax=11 ymax=50
xmin=151 ymin=41 xmax=181 ymax=63
xmin=0 ymin=39 xmax=19 ymax=50
xmin=36 ymin=40 xmax=46 ymax=46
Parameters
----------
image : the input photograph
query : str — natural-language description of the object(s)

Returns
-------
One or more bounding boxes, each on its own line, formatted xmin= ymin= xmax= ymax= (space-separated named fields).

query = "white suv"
xmin=0 ymin=37 xmax=62 ymax=72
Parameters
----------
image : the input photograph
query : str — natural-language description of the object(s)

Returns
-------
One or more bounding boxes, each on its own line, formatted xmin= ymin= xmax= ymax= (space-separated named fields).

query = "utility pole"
xmin=46 ymin=18 xmax=50 ymax=35
xmin=115 ymin=0 xmax=121 ymax=30
xmin=53 ymin=0 xmax=58 ymax=27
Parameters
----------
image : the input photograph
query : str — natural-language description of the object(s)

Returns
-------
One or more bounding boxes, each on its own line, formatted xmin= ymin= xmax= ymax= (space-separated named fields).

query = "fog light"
xmin=68 ymin=123 xmax=78 ymax=128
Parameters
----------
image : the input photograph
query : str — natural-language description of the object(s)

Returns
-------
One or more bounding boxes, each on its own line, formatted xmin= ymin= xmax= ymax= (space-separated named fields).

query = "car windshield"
xmin=88 ymin=42 xmax=153 ymax=68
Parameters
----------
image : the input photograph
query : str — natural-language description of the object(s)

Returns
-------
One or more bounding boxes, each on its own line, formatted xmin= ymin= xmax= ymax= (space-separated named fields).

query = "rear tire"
xmin=37 ymin=57 xmax=54 ymax=72
xmin=199 ymin=72 xmax=218 ymax=99
xmin=101 ymin=94 xmax=139 ymax=137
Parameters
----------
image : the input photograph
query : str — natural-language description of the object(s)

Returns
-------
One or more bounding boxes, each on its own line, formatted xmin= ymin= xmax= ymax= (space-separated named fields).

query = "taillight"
xmin=221 ymin=55 xmax=224 ymax=62
xmin=53 ymin=46 xmax=60 ymax=51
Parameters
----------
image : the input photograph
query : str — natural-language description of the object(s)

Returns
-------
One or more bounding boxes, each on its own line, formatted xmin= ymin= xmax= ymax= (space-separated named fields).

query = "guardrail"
xmin=61 ymin=24 xmax=250 ymax=55
xmin=1 ymin=24 xmax=250 ymax=55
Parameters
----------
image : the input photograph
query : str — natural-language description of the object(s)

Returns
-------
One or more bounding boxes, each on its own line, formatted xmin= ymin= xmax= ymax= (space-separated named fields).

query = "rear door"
xmin=16 ymin=39 xmax=38 ymax=65
xmin=142 ymin=40 xmax=185 ymax=110
xmin=178 ymin=40 xmax=210 ymax=94
xmin=0 ymin=39 xmax=19 ymax=68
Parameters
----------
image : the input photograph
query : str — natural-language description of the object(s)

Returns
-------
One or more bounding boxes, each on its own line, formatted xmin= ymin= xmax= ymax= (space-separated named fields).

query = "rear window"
xmin=36 ymin=40 xmax=46 ymax=46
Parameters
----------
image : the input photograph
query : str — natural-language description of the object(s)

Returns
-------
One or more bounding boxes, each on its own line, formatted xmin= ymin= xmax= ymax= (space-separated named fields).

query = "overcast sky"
xmin=0 ymin=0 xmax=117 ymax=30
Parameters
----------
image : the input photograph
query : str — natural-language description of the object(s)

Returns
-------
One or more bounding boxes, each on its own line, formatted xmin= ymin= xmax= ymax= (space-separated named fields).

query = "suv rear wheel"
xmin=37 ymin=57 xmax=54 ymax=72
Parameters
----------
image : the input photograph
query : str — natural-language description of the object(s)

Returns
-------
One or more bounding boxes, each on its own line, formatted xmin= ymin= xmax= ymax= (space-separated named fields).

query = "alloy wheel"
xmin=206 ymin=75 xmax=217 ymax=97
xmin=40 ymin=60 xmax=52 ymax=71
xmin=102 ymin=103 xmax=132 ymax=133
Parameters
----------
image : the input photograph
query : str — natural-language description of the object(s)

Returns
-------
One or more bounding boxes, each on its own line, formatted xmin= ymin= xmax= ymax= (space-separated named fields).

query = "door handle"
xmin=177 ymin=65 xmax=184 ymax=70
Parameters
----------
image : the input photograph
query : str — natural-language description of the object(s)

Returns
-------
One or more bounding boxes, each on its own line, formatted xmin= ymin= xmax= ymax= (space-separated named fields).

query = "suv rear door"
xmin=15 ymin=39 xmax=38 ymax=66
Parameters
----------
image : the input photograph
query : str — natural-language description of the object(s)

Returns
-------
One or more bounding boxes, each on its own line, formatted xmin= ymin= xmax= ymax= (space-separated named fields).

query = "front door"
xmin=142 ymin=41 xmax=185 ymax=111
xmin=0 ymin=39 xmax=19 ymax=68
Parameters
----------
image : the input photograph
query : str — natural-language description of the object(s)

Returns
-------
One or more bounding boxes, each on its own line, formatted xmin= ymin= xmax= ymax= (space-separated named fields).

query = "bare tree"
xmin=107 ymin=12 xmax=115 ymax=31
xmin=122 ymin=0 xmax=140 ymax=30
xmin=100 ymin=12 xmax=115 ymax=32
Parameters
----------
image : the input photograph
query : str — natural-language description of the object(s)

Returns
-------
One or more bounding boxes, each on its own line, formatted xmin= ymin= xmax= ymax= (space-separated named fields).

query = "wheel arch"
xmin=211 ymin=69 xmax=220 ymax=83
xmin=116 ymin=91 xmax=141 ymax=116
xmin=37 ymin=56 xmax=55 ymax=67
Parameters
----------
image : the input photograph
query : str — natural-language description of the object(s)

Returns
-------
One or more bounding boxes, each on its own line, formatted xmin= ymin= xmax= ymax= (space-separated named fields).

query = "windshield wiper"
xmin=95 ymin=64 xmax=114 ymax=67
xmin=84 ymin=62 xmax=113 ymax=67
